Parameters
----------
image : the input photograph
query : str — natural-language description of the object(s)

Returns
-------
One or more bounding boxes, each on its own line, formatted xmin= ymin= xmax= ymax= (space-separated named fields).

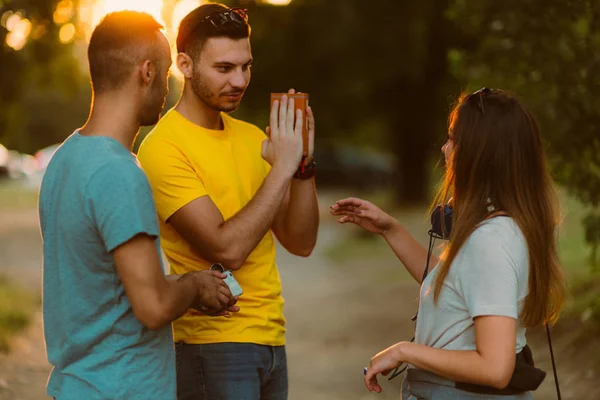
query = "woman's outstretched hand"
xmin=330 ymin=197 xmax=395 ymax=235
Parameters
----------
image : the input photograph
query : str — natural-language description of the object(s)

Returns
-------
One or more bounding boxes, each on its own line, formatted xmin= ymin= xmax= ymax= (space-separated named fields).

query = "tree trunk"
xmin=393 ymin=0 xmax=450 ymax=206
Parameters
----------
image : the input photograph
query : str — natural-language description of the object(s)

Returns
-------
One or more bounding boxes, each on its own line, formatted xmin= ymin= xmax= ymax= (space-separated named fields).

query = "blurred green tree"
xmin=0 ymin=0 xmax=89 ymax=155
xmin=1 ymin=0 xmax=598 ymax=265
xmin=232 ymin=0 xmax=600 ymax=265
xmin=230 ymin=0 xmax=458 ymax=205
xmin=449 ymin=0 xmax=600 ymax=266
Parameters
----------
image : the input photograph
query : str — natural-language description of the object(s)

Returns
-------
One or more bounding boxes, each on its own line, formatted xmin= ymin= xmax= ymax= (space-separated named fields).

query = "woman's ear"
xmin=177 ymin=52 xmax=194 ymax=79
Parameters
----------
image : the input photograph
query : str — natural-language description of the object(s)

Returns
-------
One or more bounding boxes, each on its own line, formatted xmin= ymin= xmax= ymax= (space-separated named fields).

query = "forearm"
xmin=399 ymin=342 xmax=511 ymax=389
xmin=382 ymin=221 xmax=439 ymax=283
xmin=279 ymin=178 xmax=319 ymax=256
xmin=142 ymin=274 xmax=198 ymax=330
xmin=156 ymin=274 xmax=198 ymax=326
xmin=218 ymin=166 xmax=292 ymax=268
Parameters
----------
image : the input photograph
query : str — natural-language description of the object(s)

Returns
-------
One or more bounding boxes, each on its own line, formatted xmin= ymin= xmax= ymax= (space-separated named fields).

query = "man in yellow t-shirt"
xmin=137 ymin=4 xmax=319 ymax=400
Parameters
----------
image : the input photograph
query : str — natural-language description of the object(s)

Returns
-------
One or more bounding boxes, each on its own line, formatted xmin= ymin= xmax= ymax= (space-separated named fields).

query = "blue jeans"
xmin=175 ymin=342 xmax=288 ymax=400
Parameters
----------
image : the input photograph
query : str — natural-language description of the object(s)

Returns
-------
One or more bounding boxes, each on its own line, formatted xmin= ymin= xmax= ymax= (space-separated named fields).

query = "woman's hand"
xmin=330 ymin=197 xmax=396 ymax=234
xmin=364 ymin=342 xmax=406 ymax=393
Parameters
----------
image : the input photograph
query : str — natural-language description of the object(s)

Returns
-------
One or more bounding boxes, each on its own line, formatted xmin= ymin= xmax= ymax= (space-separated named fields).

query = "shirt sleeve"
xmin=87 ymin=160 xmax=160 ymax=253
xmin=138 ymin=138 xmax=207 ymax=222
xmin=456 ymin=223 xmax=521 ymax=320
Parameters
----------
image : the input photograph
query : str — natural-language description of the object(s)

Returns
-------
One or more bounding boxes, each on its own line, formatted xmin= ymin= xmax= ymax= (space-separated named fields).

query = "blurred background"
xmin=0 ymin=0 xmax=599 ymax=399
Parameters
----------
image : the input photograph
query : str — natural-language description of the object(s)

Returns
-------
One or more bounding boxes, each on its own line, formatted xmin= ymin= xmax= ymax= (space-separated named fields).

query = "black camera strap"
xmin=387 ymin=233 xmax=438 ymax=381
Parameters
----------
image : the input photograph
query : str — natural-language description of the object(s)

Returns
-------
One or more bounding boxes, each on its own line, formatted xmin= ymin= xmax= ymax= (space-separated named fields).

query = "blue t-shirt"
xmin=38 ymin=132 xmax=176 ymax=400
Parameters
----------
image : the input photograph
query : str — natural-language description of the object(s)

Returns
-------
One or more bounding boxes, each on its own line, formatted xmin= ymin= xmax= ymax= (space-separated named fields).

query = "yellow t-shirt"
xmin=137 ymin=109 xmax=285 ymax=346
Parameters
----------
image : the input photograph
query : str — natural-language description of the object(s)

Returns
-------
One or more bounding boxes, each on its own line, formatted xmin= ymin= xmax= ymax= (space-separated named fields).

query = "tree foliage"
xmin=1 ymin=0 xmax=599 ymax=264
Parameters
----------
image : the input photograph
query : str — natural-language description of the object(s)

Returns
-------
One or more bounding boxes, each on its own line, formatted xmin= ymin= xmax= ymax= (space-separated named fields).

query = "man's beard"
xmin=191 ymin=70 xmax=243 ymax=113
xmin=140 ymin=78 xmax=167 ymax=127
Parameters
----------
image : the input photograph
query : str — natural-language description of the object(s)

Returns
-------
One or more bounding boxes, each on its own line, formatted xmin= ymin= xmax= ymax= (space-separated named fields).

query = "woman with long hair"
xmin=330 ymin=88 xmax=567 ymax=399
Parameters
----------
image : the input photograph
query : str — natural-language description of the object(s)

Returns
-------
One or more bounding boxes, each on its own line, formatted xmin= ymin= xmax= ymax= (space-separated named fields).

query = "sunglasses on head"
xmin=466 ymin=87 xmax=493 ymax=114
xmin=201 ymin=8 xmax=249 ymax=28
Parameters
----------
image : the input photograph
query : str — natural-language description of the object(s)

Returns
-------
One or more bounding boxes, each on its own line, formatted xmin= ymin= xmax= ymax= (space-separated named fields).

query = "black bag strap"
xmin=546 ymin=323 xmax=562 ymax=400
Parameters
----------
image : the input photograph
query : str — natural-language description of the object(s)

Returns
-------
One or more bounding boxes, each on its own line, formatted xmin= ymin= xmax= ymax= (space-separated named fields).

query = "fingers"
xmin=279 ymin=95 xmax=288 ymax=135
xmin=330 ymin=204 xmax=370 ymax=216
xmin=332 ymin=197 xmax=366 ymax=208
xmin=331 ymin=209 xmax=379 ymax=223
xmin=218 ymin=284 xmax=232 ymax=298
xmin=365 ymin=373 xmax=382 ymax=393
xmin=330 ymin=205 xmax=364 ymax=214
xmin=265 ymin=126 xmax=271 ymax=137
xmin=307 ymin=106 xmax=315 ymax=133
xmin=285 ymin=97 xmax=295 ymax=136
xmin=270 ymin=100 xmax=280 ymax=137
xmin=364 ymin=365 xmax=383 ymax=393
xmin=287 ymin=88 xmax=295 ymax=94
xmin=210 ymin=270 xmax=227 ymax=279
xmin=294 ymin=109 xmax=304 ymax=138
xmin=195 ymin=307 xmax=228 ymax=317
xmin=307 ymin=106 xmax=315 ymax=160
xmin=219 ymin=291 xmax=231 ymax=305
xmin=338 ymin=215 xmax=357 ymax=224
xmin=261 ymin=139 xmax=270 ymax=161
xmin=228 ymin=296 xmax=239 ymax=307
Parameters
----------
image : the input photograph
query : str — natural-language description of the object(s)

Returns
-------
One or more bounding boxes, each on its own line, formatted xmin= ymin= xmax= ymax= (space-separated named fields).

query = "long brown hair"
xmin=432 ymin=89 xmax=567 ymax=327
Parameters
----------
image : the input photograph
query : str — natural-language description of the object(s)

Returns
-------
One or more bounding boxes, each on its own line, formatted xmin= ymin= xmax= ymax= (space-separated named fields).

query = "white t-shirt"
xmin=414 ymin=217 xmax=529 ymax=353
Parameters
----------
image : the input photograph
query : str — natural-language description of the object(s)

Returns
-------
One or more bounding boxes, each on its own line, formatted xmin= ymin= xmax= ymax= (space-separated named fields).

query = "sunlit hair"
xmin=88 ymin=11 xmax=164 ymax=94
xmin=176 ymin=3 xmax=250 ymax=59
xmin=431 ymin=89 xmax=567 ymax=327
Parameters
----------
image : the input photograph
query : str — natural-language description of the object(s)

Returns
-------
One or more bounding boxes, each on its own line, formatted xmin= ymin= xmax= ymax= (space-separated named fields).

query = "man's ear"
xmin=177 ymin=52 xmax=194 ymax=79
xmin=139 ymin=59 xmax=154 ymax=87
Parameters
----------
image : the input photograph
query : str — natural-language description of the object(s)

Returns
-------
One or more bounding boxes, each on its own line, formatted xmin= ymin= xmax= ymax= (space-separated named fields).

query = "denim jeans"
xmin=175 ymin=342 xmax=288 ymax=400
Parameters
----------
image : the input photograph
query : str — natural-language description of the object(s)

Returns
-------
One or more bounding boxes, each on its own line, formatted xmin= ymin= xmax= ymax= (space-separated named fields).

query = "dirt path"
xmin=0 ymin=210 xmax=50 ymax=400
xmin=0 ymin=195 xmax=597 ymax=400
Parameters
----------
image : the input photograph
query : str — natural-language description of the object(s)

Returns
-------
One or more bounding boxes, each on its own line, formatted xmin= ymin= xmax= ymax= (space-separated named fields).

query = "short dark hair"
xmin=88 ymin=11 xmax=164 ymax=93
xmin=176 ymin=3 xmax=250 ymax=58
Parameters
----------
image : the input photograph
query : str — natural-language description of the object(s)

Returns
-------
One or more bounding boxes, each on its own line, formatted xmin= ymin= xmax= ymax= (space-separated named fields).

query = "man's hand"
xmin=187 ymin=270 xmax=234 ymax=311
xmin=262 ymin=91 xmax=304 ymax=175
xmin=193 ymin=300 xmax=241 ymax=317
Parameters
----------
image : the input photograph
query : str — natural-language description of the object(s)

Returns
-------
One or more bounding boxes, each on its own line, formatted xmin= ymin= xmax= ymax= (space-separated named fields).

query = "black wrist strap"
xmin=293 ymin=157 xmax=316 ymax=180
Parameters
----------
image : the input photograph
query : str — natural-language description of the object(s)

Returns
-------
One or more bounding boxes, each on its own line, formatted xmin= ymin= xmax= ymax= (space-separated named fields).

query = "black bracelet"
xmin=293 ymin=158 xmax=316 ymax=180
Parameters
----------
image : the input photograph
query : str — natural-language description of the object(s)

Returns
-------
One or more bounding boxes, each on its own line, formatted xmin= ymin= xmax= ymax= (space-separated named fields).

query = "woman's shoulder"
xmin=472 ymin=216 xmax=525 ymax=244
xmin=460 ymin=216 xmax=528 ymax=265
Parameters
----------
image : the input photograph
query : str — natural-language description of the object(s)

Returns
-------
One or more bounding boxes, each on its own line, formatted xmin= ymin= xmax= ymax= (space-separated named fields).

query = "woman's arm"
xmin=331 ymin=197 xmax=436 ymax=283
xmin=364 ymin=315 xmax=517 ymax=393
xmin=381 ymin=220 xmax=439 ymax=283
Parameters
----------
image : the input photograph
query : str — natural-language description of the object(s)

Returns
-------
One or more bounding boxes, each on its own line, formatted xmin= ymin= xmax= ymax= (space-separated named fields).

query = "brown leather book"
xmin=270 ymin=93 xmax=309 ymax=156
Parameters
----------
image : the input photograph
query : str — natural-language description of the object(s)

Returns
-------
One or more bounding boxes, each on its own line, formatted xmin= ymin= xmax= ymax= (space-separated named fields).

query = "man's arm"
xmin=168 ymin=166 xmax=293 ymax=270
xmin=271 ymin=105 xmax=319 ymax=256
xmin=166 ymin=95 xmax=307 ymax=270
xmin=113 ymin=233 xmax=233 ymax=330
xmin=271 ymin=178 xmax=319 ymax=257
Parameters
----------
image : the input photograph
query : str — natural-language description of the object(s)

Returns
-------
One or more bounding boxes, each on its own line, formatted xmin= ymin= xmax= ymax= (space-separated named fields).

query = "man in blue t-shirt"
xmin=38 ymin=11 xmax=238 ymax=400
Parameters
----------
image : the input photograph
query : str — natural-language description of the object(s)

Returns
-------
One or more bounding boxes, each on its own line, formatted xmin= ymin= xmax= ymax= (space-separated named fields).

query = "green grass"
xmin=0 ymin=275 xmax=36 ymax=352
xmin=0 ymin=180 xmax=39 ymax=211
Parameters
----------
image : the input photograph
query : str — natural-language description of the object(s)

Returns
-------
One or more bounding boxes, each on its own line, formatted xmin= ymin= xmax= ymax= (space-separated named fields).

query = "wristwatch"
xmin=293 ymin=158 xmax=316 ymax=180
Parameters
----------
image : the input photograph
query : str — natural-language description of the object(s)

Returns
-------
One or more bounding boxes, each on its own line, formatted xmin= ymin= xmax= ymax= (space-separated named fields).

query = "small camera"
xmin=210 ymin=263 xmax=243 ymax=297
